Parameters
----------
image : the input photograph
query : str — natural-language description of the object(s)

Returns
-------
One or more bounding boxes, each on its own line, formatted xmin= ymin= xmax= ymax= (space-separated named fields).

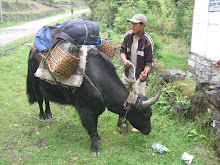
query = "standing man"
xmin=119 ymin=13 xmax=154 ymax=96
xmin=71 ymin=7 xmax=74 ymax=15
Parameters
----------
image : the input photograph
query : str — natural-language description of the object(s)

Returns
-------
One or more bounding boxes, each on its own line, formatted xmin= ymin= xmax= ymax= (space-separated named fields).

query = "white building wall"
xmin=191 ymin=0 xmax=220 ymax=61
xmin=188 ymin=0 xmax=220 ymax=84
xmin=206 ymin=12 xmax=220 ymax=61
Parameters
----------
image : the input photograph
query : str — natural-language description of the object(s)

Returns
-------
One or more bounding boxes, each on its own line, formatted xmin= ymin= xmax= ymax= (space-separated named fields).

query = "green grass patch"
xmin=153 ymin=35 xmax=189 ymax=72
xmin=0 ymin=34 xmax=218 ymax=164
xmin=158 ymin=52 xmax=188 ymax=72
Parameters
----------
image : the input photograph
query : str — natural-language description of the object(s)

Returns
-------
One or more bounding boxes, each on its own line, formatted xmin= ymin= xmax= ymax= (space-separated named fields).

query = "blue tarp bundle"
xmin=35 ymin=26 xmax=52 ymax=52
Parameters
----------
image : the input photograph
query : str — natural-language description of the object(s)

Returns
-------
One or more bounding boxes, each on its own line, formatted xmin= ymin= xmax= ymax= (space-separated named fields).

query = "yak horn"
xmin=134 ymin=78 xmax=141 ymax=95
xmin=142 ymin=87 xmax=162 ymax=109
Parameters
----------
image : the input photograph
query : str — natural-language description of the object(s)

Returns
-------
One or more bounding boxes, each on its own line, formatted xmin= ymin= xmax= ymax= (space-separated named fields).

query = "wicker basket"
xmin=97 ymin=39 xmax=116 ymax=60
xmin=47 ymin=43 xmax=80 ymax=79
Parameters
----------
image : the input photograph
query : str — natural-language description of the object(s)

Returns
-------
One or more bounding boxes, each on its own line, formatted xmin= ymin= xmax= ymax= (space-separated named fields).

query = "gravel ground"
xmin=0 ymin=9 xmax=89 ymax=47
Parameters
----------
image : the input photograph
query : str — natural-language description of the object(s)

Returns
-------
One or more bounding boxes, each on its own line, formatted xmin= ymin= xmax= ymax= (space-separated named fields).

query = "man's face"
xmin=131 ymin=22 xmax=145 ymax=34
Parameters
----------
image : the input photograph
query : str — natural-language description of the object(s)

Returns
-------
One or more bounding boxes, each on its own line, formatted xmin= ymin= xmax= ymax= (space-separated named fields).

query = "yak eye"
xmin=144 ymin=109 xmax=152 ymax=118
xmin=144 ymin=112 xmax=150 ymax=118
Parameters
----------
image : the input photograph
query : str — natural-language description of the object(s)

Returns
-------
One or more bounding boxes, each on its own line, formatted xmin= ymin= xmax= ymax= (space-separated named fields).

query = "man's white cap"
xmin=127 ymin=13 xmax=147 ymax=25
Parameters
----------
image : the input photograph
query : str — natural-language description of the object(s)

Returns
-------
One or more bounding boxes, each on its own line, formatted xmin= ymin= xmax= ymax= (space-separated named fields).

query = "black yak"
xmin=26 ymin=48 xmax=161 ymax=156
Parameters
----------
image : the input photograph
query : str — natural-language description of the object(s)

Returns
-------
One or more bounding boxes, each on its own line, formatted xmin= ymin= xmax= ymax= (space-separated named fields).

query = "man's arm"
xmin=121 ymin=53 xmax=132 ymax=68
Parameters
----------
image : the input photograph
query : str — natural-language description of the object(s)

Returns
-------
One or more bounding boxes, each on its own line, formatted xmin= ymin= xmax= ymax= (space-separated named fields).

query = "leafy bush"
xmin=168 ymin=0 xmax=193 ymax=42
xmin=113 ymin=5 xmax=135 ymax=33
xmin=84 ymin=0 xmax=193 ymax=47
xmin=148 ymin=32 xmax=163 ymax=59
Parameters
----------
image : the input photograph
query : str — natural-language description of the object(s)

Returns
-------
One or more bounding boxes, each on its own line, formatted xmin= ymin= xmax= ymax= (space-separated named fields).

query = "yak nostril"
xmin=141 ymin=127 xmax=151 ymax=135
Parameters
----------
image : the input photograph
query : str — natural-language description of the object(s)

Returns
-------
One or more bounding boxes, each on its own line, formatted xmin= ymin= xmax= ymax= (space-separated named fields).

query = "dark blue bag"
xmin=60 ymin=19 xmax=101 ymax=45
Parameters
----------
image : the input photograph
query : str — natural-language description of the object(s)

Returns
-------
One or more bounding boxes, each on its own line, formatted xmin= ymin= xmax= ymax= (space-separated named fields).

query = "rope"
xmin=130 ymin=63 xmax=136 ymax=80
xmin=117 ymin=63 xmax=136 ymax=80
xmin=122 ymin=92 xmax=138 ymax=122
xmin=122 ymin=110 xmax=129 ymax=123
xmin=123 ymin=92 xmax=138 ymax=107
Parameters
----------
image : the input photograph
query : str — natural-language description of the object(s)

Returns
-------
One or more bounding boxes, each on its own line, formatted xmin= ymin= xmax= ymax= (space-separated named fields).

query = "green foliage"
xmin=84 ymin=0 xmax=193 ymax=47
xmin=168 ymin=0 xmax=193 ymax=45
xmin=187 ymin=108 xmax=212 ymax=141
xmin=153 ymin=83 xmax=191 ymax=119
xmin=113 ymin=6 xmax=134 ymax=33
xmin=148 ymin=32 xmax=163 ymax=59
xmin=83 ymin=0 xmax=98 ymax=19
xmin=113 ymin=0 xmax=148 ymax=33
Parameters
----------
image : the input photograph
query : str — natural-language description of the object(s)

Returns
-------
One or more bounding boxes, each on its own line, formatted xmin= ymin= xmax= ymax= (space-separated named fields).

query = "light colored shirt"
xmin=129 ymin=36 xmax=139 ymax=79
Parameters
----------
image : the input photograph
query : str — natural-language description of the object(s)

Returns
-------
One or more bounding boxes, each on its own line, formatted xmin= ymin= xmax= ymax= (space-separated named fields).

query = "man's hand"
xmin=140 ymin=71 xmax=148 ymax=81
xmin=121 ymin=53 xmax=132 ymax=68
xmin=216 ymin=60 xmax=220 ymax=71
xmin=123 ymin=59 xmax=132 ymax=68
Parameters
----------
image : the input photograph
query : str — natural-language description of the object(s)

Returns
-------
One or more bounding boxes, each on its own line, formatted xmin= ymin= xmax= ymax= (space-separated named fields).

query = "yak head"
xmin=126 ymin=79 xmax=161 ymax=135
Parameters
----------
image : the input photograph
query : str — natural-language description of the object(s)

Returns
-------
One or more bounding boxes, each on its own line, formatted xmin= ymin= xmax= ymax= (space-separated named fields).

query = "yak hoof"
xmin=91 ymin=151 xmax=101 ymax=157
xmin=39 ymin=115 xmax=46 ymax=121
xmin=46 ymin=114 xmax=53 ymax=119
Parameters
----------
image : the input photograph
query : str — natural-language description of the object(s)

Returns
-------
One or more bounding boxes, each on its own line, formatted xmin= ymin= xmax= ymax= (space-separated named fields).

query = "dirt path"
xmin=0 ymin=9 xmax=89 ymax=47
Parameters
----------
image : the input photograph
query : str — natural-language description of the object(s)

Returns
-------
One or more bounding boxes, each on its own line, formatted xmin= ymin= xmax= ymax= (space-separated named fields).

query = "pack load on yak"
xmin=33 ymin=18 xmax=115 ymax=83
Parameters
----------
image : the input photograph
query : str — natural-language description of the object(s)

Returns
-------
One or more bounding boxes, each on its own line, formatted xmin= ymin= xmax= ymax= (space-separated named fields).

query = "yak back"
xmin=88 ymin=49 xmax=116 ymax=72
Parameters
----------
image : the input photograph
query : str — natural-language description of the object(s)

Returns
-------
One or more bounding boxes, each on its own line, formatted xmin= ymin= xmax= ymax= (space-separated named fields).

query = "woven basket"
xmin=97 ymin=39 xmax=116 ymax=60
xmin=47 ymin=43 xmax=80 ymax=79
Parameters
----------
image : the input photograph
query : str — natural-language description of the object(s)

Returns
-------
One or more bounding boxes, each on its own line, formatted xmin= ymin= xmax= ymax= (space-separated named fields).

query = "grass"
xmin=156 ymin=35 xmax=189 ymax=72
xmin=0 ymin=35 xmax=219 ymax=164
xmin=159 ymin=52 xmax=188 ymax=72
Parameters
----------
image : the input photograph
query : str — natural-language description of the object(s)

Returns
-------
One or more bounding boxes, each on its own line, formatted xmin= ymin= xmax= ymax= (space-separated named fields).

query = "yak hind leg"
xmin=96 ymin=133 xmax=102 ymax=143
xmin=90 ymin=131 xmax=101 ymax=157
xmin=78 ymin=109 xmax=101 ymax=157
xmin=45 ymin=100 xmax=52 ymax=119
xmin=38 ymin=100 xmax=46 ymax=120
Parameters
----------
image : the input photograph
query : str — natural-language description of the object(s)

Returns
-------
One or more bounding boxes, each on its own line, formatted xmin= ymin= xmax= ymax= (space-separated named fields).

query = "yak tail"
xmin=26 ymin=70 xmax=36 ymax=104
xmin=26 ymin=50 xmax=38 ymax=104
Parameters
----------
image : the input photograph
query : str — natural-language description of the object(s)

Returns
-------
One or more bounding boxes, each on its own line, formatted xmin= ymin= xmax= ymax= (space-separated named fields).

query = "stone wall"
xmin=188 ymin=52 xmax=220 ymax=85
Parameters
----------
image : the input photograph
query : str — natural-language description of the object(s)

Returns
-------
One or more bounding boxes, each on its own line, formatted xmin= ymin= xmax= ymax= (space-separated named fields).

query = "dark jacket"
xmin=119 ymin=30 xmax=154 ymax=80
